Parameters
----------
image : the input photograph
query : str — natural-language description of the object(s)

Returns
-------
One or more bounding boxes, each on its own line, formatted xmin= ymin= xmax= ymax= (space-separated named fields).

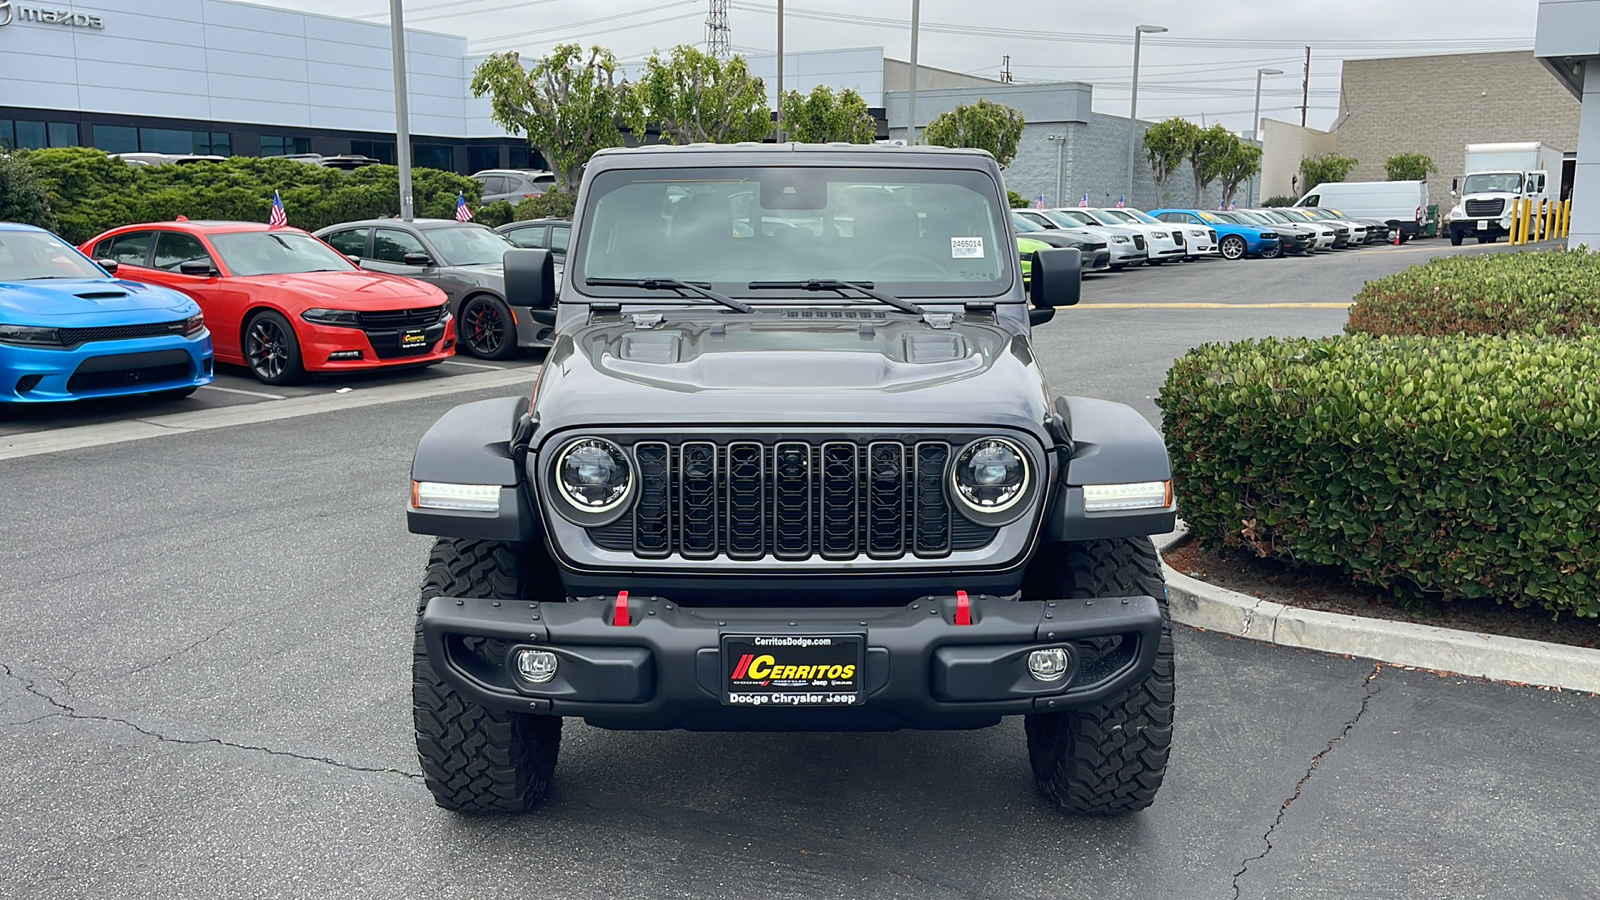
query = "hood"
xmin=531 ymin=310 xmax=1052 ymax=439
xmin=0 ymin=277 xmax=196 ymax=324
xmin=238 ymin=269 xmax=446 ymax=307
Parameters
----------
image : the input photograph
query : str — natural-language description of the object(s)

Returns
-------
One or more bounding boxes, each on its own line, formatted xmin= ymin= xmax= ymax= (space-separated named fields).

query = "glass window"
xmin=475 ymin=175 xmax=504 ymax=195
xmin=261 ymin=135 xmax=311 ymax=157
xmin=98 ymin=232 xmax=155 ymax=267
xmin=500 ymin=225 xmax=546 ymax=249
xmin=0 ymin=120 xmax=12 ymax=150
xmin=508 ymin=145 xmax=532 ymax=170
xmin=199 ymin=132 xmax=231 ymax=156
xmin=413 ymin=143 xmax=453 ymax=171
xmin=577 ymin=165 xmax=1010 ymax=300
xmin=151 ymin=232 xmax=213 ymax=272
xmin=550 ymin=224 xmax=570 ymax=254
xmin=420 ymin=224 xmax=514 ymax=266
xmin=47 ymin=122 xmax=78 ymax=148
xmin=372 ymin=228 xmax=427 ymax=263
xmin=0 ymin=230 xmax=106 ymax=281
xmin=14 ymin=121 xmax=47 ymax=150
xmin=322 ymin=228 xmax=369 ymax=257
xmin=351 ymin=140 xmax=395 ymax=165
xmin=92 ymin=125 xmax=139 ymax=154
xmin=210 ymin=231 xmax=356 ymax=276
xmin=139 ymin=128 xmax=194 ymax=154
xmin=468 ymin=145 xmax=500 ymax=173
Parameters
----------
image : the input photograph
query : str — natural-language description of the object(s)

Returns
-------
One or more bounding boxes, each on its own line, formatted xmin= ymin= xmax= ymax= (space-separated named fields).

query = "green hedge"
xmin=1159 ymin=334 xmax=1600 ymax=618
xmin=514 ymin=190 xmax=576 ymax=221
xmin=20 ymin=148 xmax=487 ymax=243
xmin=1347 ymin=250 xmax=1600 ymax=338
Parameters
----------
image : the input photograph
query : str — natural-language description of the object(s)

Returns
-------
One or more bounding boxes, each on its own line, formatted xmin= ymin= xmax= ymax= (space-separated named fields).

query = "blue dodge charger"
xmin=1 ymin=222 xmax=213 ymax=405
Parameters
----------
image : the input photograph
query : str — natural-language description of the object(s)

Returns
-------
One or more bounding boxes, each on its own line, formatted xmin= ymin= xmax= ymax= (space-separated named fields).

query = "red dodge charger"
xmin=83 ymin=220 xmax=454 ymax=384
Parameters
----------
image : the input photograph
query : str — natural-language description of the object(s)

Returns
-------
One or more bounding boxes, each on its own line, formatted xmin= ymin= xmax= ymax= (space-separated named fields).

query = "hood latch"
xmin=922 ymin=312 xmax=954 ymax=330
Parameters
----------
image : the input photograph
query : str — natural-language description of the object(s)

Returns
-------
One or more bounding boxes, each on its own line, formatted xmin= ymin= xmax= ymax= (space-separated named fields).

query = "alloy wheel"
xmin=464 ymin=299 xmax=507 ymax=357
xmin=1220 ymin=236 xmax=1246 ymax=260
xmin=247 ymin=318 xmax=290 ymax=381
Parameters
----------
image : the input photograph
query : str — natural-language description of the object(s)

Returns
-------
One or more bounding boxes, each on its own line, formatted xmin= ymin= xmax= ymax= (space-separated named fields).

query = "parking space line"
xmin=199 ymin=384 xmax=287 ymax=400
xmin=1078 ymin=302 xmax=1353 ymax=309
xmin=438 ymin=360 xmax=505 ymax=370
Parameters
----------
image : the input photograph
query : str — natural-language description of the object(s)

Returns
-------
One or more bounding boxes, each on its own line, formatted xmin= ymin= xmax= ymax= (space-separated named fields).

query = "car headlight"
xmin=1082 ymin=481 xmax=1173 ymax=513
xmin=183 ymin=313 xmax=205 ymax=336
xmin=0 ymin=324 xmax=64 ymax=346
xmin=301 ymin=308 xmax=362 ymax=327
xmin=1111 ymin=234 xmax=1130 ymax=243
xmin=950 ymin=437 xmax=1029 ymax=515
xmin=556 ymin=437 xmax=632 ymax=512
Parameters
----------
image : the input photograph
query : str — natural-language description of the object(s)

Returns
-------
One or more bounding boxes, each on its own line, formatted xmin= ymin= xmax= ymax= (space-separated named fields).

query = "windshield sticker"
xmin=951 ymin=237 xmax=985 ymax=259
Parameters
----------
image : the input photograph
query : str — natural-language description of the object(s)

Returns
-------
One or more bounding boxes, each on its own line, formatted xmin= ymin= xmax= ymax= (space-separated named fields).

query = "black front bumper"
xmin=421 ymin=591 xmax=1164 ymax=731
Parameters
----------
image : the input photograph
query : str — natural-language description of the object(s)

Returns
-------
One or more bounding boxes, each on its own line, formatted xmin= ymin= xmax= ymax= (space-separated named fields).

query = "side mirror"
xmin=97 ymin=259 xmax=120 ymax=275
xmin=179 ymin=260 xmax=216 ymax=277
xmin=503 ymin=247 xmax=556 ymax=310
xmin=1451 ymin=177 xmax=1459 ymax=193
xmin=345 ymin=254 xmax=363 ymax=265
xmin=403 ymin=252 xmax=433 ymax=267
xmin=1028 ymin=248 xmax=1081 ymax=324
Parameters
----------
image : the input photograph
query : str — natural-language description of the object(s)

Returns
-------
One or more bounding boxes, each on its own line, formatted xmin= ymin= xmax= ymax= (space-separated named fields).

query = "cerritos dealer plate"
xmin=722 ymin=634 xmax=864 ymax=707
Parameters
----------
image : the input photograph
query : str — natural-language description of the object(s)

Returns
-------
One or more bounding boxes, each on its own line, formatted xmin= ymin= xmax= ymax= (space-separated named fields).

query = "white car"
xmin=1034 ymin=208 xmax=1150 ymax=269
xmin=1248 ymin=208 xmax=1336 ymax=251
xmin=1119 ymin=208 xmax=1218 ymax=259
xmin=1082 ymin=208 xmax=1186 ymax=265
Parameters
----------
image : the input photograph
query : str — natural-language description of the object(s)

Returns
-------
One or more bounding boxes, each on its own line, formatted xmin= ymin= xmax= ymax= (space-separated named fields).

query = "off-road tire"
xmin=413 ymin=538 xmax=562 ymax=814
xmin=1022 ymin=537 xmax=1174 ymax=815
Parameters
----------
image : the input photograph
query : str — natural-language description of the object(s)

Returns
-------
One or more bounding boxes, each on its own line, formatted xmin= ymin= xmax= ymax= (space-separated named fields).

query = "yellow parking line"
xmin=1078 ymin=302 xmax=1353 ymax=309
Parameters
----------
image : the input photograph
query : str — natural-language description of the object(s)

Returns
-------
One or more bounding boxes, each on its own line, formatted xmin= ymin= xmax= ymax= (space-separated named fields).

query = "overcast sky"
xmin=243 ymin=0 xmax=1538 ymax=133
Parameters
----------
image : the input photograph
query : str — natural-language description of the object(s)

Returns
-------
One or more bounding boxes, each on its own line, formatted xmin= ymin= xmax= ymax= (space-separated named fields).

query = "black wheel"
xmin=414 ymin=538 xmax=562 ymax=814
xmin=1147 ymin=259 xmax=1164 ymax=266
xmin=243 ymin=310 xmax=305 ymax=385
xmin=459 ymin=294 xmax=519 ymax=360
xmin=1022 ymin=537 xmax=1174 ymax=815
xmin=1259 ymin=242 xmax=1282 ymax=260
xmin=1218 ymin=235 xmax=1247 ymax=260
xmin=1450 ymin=230 xmax=1464 ymax=246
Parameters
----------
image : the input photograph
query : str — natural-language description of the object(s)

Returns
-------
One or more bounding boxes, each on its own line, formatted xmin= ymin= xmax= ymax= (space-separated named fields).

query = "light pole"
xmin=389 ymin=0 xmax=414 ymax=221
xmin=775 ymin=0 xmax=784 ymax=141
xmin=906 ymin=0 xmax=920 ymax=145
xmin=1250 ymin=67 xmax=1284 ymax=206
xmin=1125 ymin=23 xmax=1166 ymax=205
xmin=1048 ymin=134 xmax=1065 ymax=207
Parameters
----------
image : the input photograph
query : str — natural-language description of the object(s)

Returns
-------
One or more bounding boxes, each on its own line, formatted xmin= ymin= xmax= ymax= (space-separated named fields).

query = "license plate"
xmin=400 ymin=327 xmax=428 ymax=348
xmin=723 ymin=634 xmax=864 ymax=707
xmin=1478 ymin=220 xmax=1490 ymax=231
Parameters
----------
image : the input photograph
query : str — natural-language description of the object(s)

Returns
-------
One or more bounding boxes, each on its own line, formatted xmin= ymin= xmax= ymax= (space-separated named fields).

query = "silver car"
xmin=1035 ymin=208 xmax=1150 ymax=269
xmin=314 ymin=218 xmax=554 ymax=359
xmin=471 ymin=169 xmax=557 ymax=207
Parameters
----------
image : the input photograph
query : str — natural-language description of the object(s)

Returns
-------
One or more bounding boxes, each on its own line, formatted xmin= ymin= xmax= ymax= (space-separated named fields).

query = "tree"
xmin=471 ymin=45 xmax=631 ymax=193
xmin=921 ymin=99 xmax=1025 ymax=166
xmin=1143 ymin=117 xmax=1200 ymax=205
xmin=0 ymin=152 xmax=59 ymax=233
xmin=1215 ymin=140 xmax=1263 ymax=207
xmin=1299 ymin=153 xmax=1359 ymax=190
xmin=627 ymin=46 xmax=772 ymax=145
xmin=1189 ymin=123 xmax=1237 ymax=204
xmin=779 ymin=85 xmax=876 ymax=144
xmin=1385 ymin=152 xmax=1438 ymax=181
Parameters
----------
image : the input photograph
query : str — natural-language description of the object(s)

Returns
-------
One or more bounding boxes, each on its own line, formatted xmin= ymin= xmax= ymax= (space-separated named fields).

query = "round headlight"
xmin=556 ymin=438 xmax=631 ymax=512
xmin=951 ymin=438 xmax=1029 ymax=514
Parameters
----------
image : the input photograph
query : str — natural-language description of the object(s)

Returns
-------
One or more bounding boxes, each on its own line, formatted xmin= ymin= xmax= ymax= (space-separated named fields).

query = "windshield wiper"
xmin=586 ymin=277 xmax=754 ymax=313
xmin=747 ymin=279 xmax=925 ymax=316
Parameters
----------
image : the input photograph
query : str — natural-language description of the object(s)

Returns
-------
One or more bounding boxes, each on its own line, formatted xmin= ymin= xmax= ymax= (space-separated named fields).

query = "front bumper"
xmin=1107 ymin=243 xmax=1147 ymax=266
xmin=299 ymin=315 xmax=455 ymax=371
xmin=422 ymin=591 xmax=1164 ymax=731
xmin=0 ymin=332 xmax=213 ymax=404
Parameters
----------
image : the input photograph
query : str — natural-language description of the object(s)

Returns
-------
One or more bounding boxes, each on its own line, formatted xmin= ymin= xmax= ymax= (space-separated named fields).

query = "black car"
xmin=405 ymin=144 xmax=1177 ymax=818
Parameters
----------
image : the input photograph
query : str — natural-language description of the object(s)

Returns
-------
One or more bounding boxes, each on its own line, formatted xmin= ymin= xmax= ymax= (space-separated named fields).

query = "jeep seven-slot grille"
xmin=589 ymin=439 xmax=997 ymax=560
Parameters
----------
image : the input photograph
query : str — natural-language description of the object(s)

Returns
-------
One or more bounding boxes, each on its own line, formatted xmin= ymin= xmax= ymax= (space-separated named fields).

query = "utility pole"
xmin=389 ymin=0 xmax=413 ymax=221
xmin=1002 ymin=54 xmax=1012 ymax=83
xmin=906 ymin=0 xmax=920 ymax=144
xmin=1125 ymin=24 xmax=1167 ymax=204
xmin=1301 ymin=46 xmax=1311 ymax=128
xmin=704 ymin=0 xmax=730 ymax=58
xmin=775 ymin=0 xmax=784 ymax=141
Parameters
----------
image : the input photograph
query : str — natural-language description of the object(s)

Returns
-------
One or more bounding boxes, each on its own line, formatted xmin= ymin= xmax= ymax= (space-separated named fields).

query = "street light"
xmin=1250 ymin=67 xmax=1285 ymax=206
xmin=1047 ymin=134 xmax=1065 ymax=207
xmin=389 ymin=0 xmax=414 ymax=220
xmin=775 ymin=0 xmax=785 ymax=142
xmin=907 ymin=0 xmax=921 ymax=145
xmin=1125 ymin=24 xmax=1167 ymax=205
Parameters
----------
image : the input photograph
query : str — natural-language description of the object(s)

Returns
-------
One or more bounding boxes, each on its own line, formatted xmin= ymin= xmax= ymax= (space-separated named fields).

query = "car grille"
xmin=357 ymin=306 xmax=446 ymax=330
xmin=1131 ymin=234 xmax=1146 ymax=250
xmin=57 ymin=320 xmax=189 ymax=347
xmin=66 ymin=349 xmax=194 ymax=393
xmin=586 ymin=438 xmax=1000 ymax=561
xmin=1465 ymin=199 xmax=1505 ymax=217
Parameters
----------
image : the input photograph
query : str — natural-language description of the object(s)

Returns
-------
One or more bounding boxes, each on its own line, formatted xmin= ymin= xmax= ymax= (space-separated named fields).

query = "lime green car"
xmin=1018 ymin=236 xmax=1052 ymax=279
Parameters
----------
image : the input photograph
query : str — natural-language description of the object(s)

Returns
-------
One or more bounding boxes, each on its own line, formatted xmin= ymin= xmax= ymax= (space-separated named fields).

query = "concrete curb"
xmin=1152 ymin=526 xmax=1600 ymax=693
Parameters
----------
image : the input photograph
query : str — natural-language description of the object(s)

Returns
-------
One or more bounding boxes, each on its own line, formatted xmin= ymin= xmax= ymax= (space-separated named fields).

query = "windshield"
xmin=420 ymin=224 xmax=515 ymax=266
xmin=1122 ymin=209 xmax=1160 ymax=224
xmin=1230 ymin=211 xmax=1270 ymax=226
xmin=1210 ymin=212 xmax=1242 ymax=224
xmin=1041 ymin=209 xmax=1097 ymax=228
xmin=576 ymin=166 xmax=1010 ymax=299
xmin=1253 ymin=210 xmax=1289 ymax=223
xmin=1095 ymin=209 xmax=1139 ymax=225
xmin=1463 ymin=172 xmax=1524 ymax=194
xmin=211 ymin=231 xmax=358 ymax=276
xmin=1011 ymin=214 xmax=1045 ymax=233
xmin=0 ymin=230 xmax=106 ymax=281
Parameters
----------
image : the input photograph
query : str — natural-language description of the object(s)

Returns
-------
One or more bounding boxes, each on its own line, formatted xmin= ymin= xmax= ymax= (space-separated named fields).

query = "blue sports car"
xmin=1 ymin=222 xmax=212 ymax=405
xmin=1148 ymin=209 xmax=1282 ymax=261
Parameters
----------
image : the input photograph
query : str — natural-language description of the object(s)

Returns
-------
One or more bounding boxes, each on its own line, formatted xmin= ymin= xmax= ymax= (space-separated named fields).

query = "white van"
xmin=1296 ymin=180 xmax=1429 ymax=239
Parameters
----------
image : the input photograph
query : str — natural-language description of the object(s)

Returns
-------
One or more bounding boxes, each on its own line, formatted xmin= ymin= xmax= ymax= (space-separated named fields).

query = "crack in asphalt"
xmin=0 ymin=661 xmax=422 ymax=781
xmin=1230 ymin=662 xmax=1382 ymax=900
xmin=126 ymin=620 xmax=237 ymax=677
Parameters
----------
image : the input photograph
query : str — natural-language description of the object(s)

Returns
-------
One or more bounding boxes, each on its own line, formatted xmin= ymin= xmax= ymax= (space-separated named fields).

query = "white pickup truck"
xmin=1447 ymin=141 xmax=1565 ymax=245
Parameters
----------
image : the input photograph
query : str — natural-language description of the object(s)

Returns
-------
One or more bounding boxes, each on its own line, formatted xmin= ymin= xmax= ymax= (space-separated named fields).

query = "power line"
xmin=470 ymin=3 xmax=699 ymax=48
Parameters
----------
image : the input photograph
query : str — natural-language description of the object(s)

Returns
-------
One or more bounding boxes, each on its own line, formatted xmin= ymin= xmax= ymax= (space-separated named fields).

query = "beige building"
xmin=1261 ymin=51 xmax=1580 ymax=206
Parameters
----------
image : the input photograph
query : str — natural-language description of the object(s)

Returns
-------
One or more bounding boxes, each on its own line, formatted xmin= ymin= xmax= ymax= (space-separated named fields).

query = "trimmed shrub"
xmin=0 ymin=151 xmax=57 ymax=232
xmin=477 ymin=200 xmax=516 ymax=228
xmin=1159 ymin=334 xmax=1600 ymax=618
xmin=1262 ymin=194 xmax=1298 ymax=208
xmin=1347 ymin=250 xmax=1600 ymax=338
xmin=515 ymin=190 xmax=576 ymax=221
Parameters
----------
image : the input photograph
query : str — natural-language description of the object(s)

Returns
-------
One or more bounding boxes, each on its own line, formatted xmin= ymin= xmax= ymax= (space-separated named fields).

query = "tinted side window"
xmin=324 ymin=228 xmax=369 ymax=257
xmin=502 ymin=225 xmax=546 ymax=249
xmin=480 ymin=176 xmax=508 ymax=195
xmin=103 ymin=232 xmax=155 ymax=266
xmin=550 ymin=224 xmax=571 ymax=254
xmin=1302 ymin=195 xmax=1320 ymax=207
xmin=372 ymin=228 xmax=427 ymax=263
xmin=152 ymin=232 xmax=213 ymax=271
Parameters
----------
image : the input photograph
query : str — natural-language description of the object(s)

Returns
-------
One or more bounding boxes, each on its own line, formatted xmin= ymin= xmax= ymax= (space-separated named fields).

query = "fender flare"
xmin=407 ymin=395 xmax=540 ymax=541
xmin=1045 ymin=396 xmax=1176 ymax=542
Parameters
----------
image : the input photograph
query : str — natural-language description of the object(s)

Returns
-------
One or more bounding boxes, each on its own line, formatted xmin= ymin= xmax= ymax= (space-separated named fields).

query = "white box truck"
xmin=1446 ymin=141 xmax=1565 ymax=245
xmin=1294 ymin=180 xmax=1429 ymax=240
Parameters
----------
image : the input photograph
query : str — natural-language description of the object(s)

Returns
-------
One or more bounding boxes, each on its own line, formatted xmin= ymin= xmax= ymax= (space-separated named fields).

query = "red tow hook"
xmin=954 ymin=590 xmax=972 ymax=626
xmin=612 ymin=590 xmax=630 ymax=626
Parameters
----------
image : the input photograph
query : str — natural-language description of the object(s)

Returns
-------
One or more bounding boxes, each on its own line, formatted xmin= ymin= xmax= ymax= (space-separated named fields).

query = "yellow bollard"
xmin=1524 ymin=196 xmax=1536 ymax=244
xmin=1543 ymin=199 xmax=1552 ymax=241
xmin=1537 ymin=200 xmax=1545 ymax=242
xmin=1564 ymin=198 xmax=1573 ymax=239
xmin=1510 ymin=197 xmax=1524 ymax=245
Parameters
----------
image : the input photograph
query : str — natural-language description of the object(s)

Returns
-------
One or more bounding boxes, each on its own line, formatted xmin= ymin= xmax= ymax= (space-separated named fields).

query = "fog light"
xmin=1028 ymin=648 xmax=1071 ymax=682
xmin=329 ymin=350 xmax=363 ymax=360
xmin=514 ymin=649 xmax=558 ymax=684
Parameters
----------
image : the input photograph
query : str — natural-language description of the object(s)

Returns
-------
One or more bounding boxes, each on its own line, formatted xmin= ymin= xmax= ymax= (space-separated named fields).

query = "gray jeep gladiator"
xmin=407 ymin=144 xmax=1177 ymax=816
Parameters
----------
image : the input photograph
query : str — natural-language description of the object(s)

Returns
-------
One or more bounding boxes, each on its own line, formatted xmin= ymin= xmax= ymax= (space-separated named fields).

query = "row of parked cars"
xmin=1010 ymin=204 xmax=1396 ymax=275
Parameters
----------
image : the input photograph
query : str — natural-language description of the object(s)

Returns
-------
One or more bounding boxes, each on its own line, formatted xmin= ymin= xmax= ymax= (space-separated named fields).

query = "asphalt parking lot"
xmin=2 ymin=238 xmax=1595 ymax=899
